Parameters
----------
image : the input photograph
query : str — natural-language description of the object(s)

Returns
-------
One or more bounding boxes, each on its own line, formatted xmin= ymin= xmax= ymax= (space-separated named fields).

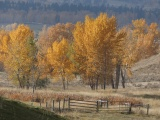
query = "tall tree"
xmin=47 ymin=38 xmax=73 ymax=90
xmin=1 ymin=24 xmax=36 ymax=88
xmin=38 ymin=23 xmax=75 ymax=55
xmin=0 ymin=29 xmax=10 ymax=61
xmin=114 ymin=29 xmax=127 ymax=89
xmin=0 ymin=29 xmax=10 ymax=71
xmin=118 ymin=19 xmax=160 ymax=89
xmin=132 ymin=19 xmax=159 ymax=60
xmin=73 ymin=13 xmax=125 ymax=90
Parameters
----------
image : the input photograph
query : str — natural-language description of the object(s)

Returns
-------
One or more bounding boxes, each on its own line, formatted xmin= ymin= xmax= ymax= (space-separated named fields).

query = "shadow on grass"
xmin=132 ymin=94 xmax=160 ymax=99
xmin=0 ymin=97 xmax=67 ymax=120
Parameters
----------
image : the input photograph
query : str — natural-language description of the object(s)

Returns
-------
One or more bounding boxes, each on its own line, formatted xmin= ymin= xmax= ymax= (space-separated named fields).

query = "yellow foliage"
xmin=1 ymin=24 xmax=35 ymax=87
xmin=38 ymin=23 xmax=74 ymax=54
xmin=123 ymin=19 xmax=160 ymax=68
xmin=47 ymin=38 xmax=73 ymax=89
xmin=73 ymin=13 xmax=125 ymax=83
xmin=0 ymin=30 xmax=10 ymax=61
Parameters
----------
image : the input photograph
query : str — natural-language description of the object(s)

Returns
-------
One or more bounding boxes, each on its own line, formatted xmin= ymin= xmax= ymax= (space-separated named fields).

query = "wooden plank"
xmin=99 ymin=107 xmax=129 ymax=110
xmin=70 ymin=102 xmax=96 ymax=106
xmin=70 ymin=104 xmax=96 ymax=109
xmin=70 ymin=100 xmax=96 ymax=103
xmin=132 ymin=104 xmax=143 ymax=107
xmin=99 ymin=109 xmax=128 ymax=112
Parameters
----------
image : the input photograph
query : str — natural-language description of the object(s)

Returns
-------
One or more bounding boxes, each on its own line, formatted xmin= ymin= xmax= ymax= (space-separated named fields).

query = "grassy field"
xmin=60 ymin=87 xmax=160 ymax=120
xmin=62 ymin=110 xmax=160 ymax=120
xmin=0 ymin=97 xmax=66 ymax=120
xmin=0 ymin=87 xmax=160 ymax=120
xmin=0 ymin=52 xmax=159 ymax=120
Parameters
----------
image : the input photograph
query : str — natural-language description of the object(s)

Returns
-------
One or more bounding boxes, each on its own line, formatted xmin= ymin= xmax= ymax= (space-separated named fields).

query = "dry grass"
xmin=0 ymin=86 xmax=160 ymax=119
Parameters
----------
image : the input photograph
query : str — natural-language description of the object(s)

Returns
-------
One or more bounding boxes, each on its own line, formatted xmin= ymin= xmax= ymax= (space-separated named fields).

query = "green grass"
xmin=0 ymin=97 xmax=66 ymax=120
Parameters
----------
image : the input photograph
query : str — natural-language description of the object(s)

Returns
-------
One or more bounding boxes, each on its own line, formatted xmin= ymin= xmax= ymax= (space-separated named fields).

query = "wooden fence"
xmin=31 ymin=98 xmax=150 ymax=115
xmin=69 ymin=99 xmax=97 ymax=111
xmin=97 ymin=100 xmax=131 ymax=112
xmin=132 ymin=103 xmax=150 ymax=115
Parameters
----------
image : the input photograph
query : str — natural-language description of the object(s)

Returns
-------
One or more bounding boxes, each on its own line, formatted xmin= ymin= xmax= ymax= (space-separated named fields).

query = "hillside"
xmin=130 ymin=53 xmax=160 ymax=88
xmin=0 ymin=72 xmax=14 ymax=88
xmin=0 ymin=97 xmax=66 ymax=120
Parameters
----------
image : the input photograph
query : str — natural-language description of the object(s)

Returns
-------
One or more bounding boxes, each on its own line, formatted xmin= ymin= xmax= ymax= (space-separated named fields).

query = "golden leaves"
xmin=47 ymin=38 xmax=74 ymax=89
xmin=38 ymin=23 xmax=74 ymax=54
xmin=0 ymin=24 xmax=36 ymax=87
xmin=0 ymin=30 xmax=10 ymax=61
xmin=47 ymin=38 xmax=73 ymax=76
xmin=73 ymin=13 xmax=125 ymax=80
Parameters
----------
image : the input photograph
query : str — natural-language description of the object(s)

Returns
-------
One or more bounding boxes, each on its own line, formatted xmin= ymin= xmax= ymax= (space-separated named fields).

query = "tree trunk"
xmin=26 ymin=76 xmax=30 ymax=90
xmin=111 ymin=75 xmax=115 ymax=89
xmin=62 ymin=77 xmax=66 ymax=90
xmin=103 ymin=76 xmax=106 ymax=90
xmin=121 ymin=68 xmax=125 ymax=88
xmin=103 ymin=54 xmax=107 ymax=90
xmin=67 ymin=79 xmax=69 ymax=89
xmin=115 ymin=63 xmax=121 ymax=89
xmin=17 ymin=72 xmax=22 ymax=88
xmin=101 ymin=84 xmax=104 ymax=89
xmin=96 ymin=76 xmax=99 ymax=90
xmin=61 ymin=70 xmax=66 ymax=90
xmin=33 ymin=84 xmax=35 ymax=93
xmin=89 ymin=77 xmax=95 ymax=90
xmin=26 ymin=80 xmax=30 ymax=90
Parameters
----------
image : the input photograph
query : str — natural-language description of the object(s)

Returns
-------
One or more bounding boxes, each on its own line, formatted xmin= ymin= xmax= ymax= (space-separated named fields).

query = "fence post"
xmin=59 ymin=100 xmax=61 ymax=112
xmin=147 ymin=104 xmax=150 ymax=115
xmin=52 ymin=100 xmax=54 ymax=111
xmin=46 ymin=102 xmax=48 ymax=109
xmin=68 ymin=98 xmax=70 ymax=110
xmin=128 ymin=103 xmax=132 ymax=114
xmin=96 ymin=101 xmax=99 ymax=112
xmin=40 ymin=100 xmax=41 ymax=108
xmin=63 ymin=98 xmax=65 ymax=110
xmin=100 ymin=100 xmax=102 ymax=108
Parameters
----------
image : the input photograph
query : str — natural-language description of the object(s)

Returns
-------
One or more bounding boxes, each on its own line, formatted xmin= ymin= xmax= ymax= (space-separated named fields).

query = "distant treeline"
xmin=0 ymin=1 xmax=144 ymax=13
xmin=0 ymin=1 xmax=106 ymax=13
xmin=0 ymin=1 xmax=159 ymax=26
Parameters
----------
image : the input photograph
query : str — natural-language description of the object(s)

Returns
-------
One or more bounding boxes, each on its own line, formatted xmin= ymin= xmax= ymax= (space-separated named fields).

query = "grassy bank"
xmin=0 ymin=97 xmax=66 ymax=120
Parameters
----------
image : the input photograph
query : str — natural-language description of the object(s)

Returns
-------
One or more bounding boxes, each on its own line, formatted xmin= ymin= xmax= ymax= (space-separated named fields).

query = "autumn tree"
xmin=122 ymin=19 xmax=160 ymax=67
xmin=73 ymin=13 xmax=125 ymax=90
xmin=2 ymin=23 xmax=18 ymax=31
xmin=116 ymin=19 xmax=160 ymax=89
xmin=36 ymin=23 xmax=75 ymax=89
xmin=38 ymin=23 xmax=75 ymax=55
xmin=0 ymin=30 xmax=10 ymax=61
xmin=112 ymin=29 xmax=127 ymax=89
xmin=47 ymin=38 xmax=73 ymax=90
xmin=0 ymin=29 xmax=10 ymax=71
xmin=132 ymin=19 xmax=159 ymax=60
xmin=0 ymin=24 xmax=37 ymax=88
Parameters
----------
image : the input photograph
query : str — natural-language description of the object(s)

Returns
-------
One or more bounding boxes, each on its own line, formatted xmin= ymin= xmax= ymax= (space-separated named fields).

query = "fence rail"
xmin=70 ymin=99 xmax=96 ymax=110
xmin=30 ymin=98 xmax=149 ymax=115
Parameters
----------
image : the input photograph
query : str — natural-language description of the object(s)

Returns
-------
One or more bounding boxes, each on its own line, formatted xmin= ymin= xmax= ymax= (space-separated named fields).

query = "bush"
xmin=36 ymin=78 xmax=50 ymax=88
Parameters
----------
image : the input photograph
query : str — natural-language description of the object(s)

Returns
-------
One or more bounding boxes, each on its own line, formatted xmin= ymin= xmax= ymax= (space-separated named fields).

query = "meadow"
xmin=0 ymin=86 xmax=160 ymax=120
